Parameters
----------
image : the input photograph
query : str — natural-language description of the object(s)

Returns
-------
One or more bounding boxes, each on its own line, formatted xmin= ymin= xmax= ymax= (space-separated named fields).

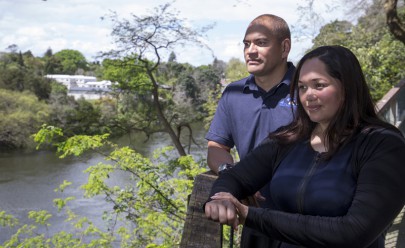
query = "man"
xmin=205 ymin=14 xmax=296 ymax=247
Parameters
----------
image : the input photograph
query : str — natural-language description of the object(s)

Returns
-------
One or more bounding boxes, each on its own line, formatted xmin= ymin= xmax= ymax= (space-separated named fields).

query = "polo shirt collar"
xmin=243 ymin=62 xmax=295 ymax=93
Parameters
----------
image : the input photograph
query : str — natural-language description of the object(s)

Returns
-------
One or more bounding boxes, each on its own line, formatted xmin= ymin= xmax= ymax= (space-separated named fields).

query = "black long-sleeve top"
xmin=208 ymin=127 xmax=405 ymax=248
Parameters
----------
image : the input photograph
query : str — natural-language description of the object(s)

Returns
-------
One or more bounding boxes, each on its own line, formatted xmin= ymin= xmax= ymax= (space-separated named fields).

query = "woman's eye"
xmin=315 ymin=83 xmax=326 ymax=89
xmin=298 ymin=85 xmax=307 ymax=90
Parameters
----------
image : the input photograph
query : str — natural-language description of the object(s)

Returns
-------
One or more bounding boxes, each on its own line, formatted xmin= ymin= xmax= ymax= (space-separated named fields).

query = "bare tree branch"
xmin=384 ymin=0 xmax=405 ymax=44
xmin=100 ymin=3 xmax=214 ymax=156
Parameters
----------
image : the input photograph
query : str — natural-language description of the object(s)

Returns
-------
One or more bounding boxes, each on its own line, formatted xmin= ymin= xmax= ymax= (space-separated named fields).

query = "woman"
xmin=204 ymin=45 xmax=405 ymax=248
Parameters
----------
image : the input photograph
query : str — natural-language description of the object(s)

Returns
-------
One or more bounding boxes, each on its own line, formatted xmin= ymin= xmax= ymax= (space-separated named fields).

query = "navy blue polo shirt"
xmin=206 ymin=62 xmax=296 ymax=159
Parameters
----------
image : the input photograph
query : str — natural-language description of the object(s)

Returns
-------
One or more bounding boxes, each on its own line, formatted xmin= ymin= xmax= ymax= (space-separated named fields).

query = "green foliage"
xmin=33 ymin=125 xmax=109 ymax=158
xmin=353 ymin=33 xmax=405 ymax=100
xmin=0 ymin=206 xmax=115 ymax=247
xmin=53 ymin=181 xmax=76 ymax=212
xmin=46 ymin=87 xmax=107 ymax=137
xmin=28 ymin=210 xmax=52 ymax=226
xmin=309 ymin=2 xmax=405 ymax=101
xmin=53 ymin=197 xmax=75 ymax=212
xmin=78 ymin=143 xmax=205 ymax=246
xmin=63 ymin=98 xmax=104 ymax=135
xmin=225 ymin=58 xmax=249 ymax=82
xmin=312 ymin=20 xmax=353 ymax=48
xmin=58 ymin=132 xmax=108 ymax=158
xmin=102 ymin=58 xmax=151 ymax=93
xmin=0 ymin=50 xmax=51 ymax=100
xmin=0 ymin=89 xmax=50 ymax=150
xmin=101 ymin=2 xmax=214 ymax=156
xmin=33 ymin=125 xmax=63 ymax=149
xmin=100 ymin=57 xmax=163 ymax=136
xmin=53 ymin=49 xmax=88 ymax=74
xmin=100 ymin=54 xmax=222 ymax=148
xmin=1 ymin=125 xmax=206 ymax=246
xmin=0 ymin=211 xmax=19 ymax=228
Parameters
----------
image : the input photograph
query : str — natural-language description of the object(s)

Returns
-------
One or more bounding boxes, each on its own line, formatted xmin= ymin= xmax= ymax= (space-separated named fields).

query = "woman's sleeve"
xmin=245 ymin=129 xmax=405 ymax=248
xmin=208 ymin=138 xmax=282 ymax=200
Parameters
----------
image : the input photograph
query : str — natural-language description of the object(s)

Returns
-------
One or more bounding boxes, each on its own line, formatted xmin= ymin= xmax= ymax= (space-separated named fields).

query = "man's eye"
xmin=257 ymin=41 xmax=267 ymax=46
xmin=243 ymin=42 xmax=250 ymax=48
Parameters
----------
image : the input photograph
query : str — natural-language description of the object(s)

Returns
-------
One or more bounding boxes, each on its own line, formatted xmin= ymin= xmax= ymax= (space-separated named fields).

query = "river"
xmin=0 ymin=123 xmax=207 ymax=243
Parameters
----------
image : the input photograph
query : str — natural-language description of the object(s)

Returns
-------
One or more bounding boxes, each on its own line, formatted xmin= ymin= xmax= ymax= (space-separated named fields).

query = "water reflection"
xmin=0 ymin=123 xmax=207 ymax=243
xmin=0 ymin=150 xmax=113 ymax=241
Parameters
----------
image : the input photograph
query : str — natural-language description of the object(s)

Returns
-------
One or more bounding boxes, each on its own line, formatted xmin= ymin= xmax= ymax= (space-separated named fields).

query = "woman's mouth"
xmin=306 ymin=105 xmax=321 ymax=111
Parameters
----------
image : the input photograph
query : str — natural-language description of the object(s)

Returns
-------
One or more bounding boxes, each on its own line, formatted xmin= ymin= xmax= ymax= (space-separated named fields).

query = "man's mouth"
xmin=247 ymin=60 xmax=261 ymax=65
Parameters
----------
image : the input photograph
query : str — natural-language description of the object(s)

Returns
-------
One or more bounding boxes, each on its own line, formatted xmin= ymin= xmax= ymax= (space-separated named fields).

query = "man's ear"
xmin=281 ymin=39 xmax=291 ymax=58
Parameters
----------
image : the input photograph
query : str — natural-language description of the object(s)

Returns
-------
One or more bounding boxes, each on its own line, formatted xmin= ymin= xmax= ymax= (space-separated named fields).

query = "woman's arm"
xmin=245 ymin=129 xmax=405 ymax=248
xmin=204 ymin=138 xmax=284 ymax=225
xmin=208 ymin=138 xmax=283 ymax=200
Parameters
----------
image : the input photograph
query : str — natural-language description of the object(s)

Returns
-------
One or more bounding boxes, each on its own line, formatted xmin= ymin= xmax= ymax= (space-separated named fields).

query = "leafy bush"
xmin=0 ymin=126 xmax=206 ymax=247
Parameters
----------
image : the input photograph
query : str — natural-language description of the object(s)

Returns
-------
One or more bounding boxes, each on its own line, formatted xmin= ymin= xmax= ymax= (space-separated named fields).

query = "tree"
xmin=309 ymin=0 xmax=405 ymax=101
xmin=43 ymin=48 xmax=61 ymax=74
xmin=168 ymin=51 xmax=177 ymax=62
xmin=0 ymin=51 xmax=26 ymax=91
xmin=193 ymin=64 xmax=222 ymax=106
xmin=312 ymin=20 xmax=353 ymax=48
xmin=225 ymin=58 xmax=249 ymax=83
xmin=5 ymin=125 xmax=206 ymax=247
xmin=384 ymin=0 xmax=405 ymax=44
xmin=293 ymin=0 xmax=404 ymax=45
xmin=101 ymin=57 xmax=161 ymax=137
xmin=44 ymin=47 xmax=53 ymax=58
xmin=101 ymin=3 xmax=213 ymax=156
xmin=0 ymin=89 xmax=50 ymax=150
xmin=28 ymin=75 xmax=52 ymax=100
xmin=0 ymin=50 xmax=51 ymax=100
xmin=54 ymin=49 xmax=88 ymax=74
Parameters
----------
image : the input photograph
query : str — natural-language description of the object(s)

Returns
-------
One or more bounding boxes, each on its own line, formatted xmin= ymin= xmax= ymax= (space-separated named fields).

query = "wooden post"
xmin=180 ymin=171 xmax=221 ymax=247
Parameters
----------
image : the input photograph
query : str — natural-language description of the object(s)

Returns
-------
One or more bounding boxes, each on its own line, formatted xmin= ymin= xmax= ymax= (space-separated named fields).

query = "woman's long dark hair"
xmin=272 ymin=45 xmax=396 ymax=159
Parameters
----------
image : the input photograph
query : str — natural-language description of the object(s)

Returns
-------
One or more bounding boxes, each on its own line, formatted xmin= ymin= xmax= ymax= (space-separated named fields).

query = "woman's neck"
xmin=310 ymin=125 xmax=327 ymax=153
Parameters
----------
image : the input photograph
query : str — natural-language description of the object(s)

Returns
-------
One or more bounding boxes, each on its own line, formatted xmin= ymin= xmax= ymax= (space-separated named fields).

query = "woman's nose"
xmin=306 ymin=89 xmax=317 ymax=101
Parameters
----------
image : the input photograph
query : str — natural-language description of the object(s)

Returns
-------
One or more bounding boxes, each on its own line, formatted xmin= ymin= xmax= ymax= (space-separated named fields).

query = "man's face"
xmin=243 ymin=24 xmax=286 ymax=77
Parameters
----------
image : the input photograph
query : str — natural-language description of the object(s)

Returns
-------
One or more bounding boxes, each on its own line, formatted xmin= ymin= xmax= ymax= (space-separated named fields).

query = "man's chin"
xmin=247 ymin=69 xmax=263 ymax=76
xmin=247 ymin=66 xmax=263 ymax=74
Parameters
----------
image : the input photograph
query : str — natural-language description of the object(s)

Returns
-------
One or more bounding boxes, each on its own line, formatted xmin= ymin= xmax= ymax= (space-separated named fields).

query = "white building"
xmin=45 ymin=74 xmax=97 ymax=89
xmin=45 ymin=74 xmax=116 ymax=100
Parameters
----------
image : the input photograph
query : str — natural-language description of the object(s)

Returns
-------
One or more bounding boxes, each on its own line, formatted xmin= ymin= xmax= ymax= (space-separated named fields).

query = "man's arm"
xmin=207 ymin=140 xmax=234 ymax=174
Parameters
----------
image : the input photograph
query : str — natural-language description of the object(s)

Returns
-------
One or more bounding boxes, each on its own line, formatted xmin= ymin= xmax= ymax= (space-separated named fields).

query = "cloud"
xmin=0 ymin=0 xmax=345 ymax=65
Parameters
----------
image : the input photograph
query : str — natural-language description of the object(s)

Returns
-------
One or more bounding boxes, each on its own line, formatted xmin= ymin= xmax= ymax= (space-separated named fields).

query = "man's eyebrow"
xmin=243 ymin=38 xmax=268 ymax=42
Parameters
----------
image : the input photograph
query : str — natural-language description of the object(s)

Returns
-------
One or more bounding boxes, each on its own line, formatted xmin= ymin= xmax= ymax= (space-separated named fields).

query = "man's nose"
xmin=247 ymin=43 xmax=257 ymax=53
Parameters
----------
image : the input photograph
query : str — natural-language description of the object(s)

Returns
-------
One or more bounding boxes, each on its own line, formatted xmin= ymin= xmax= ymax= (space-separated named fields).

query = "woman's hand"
xmin=205 ymin=192 xmax=249 ymax=230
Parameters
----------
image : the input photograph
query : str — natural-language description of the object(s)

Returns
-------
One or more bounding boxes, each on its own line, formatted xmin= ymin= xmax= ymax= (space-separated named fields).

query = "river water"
xmin=0 ymin=124 xmax=207 ymax=243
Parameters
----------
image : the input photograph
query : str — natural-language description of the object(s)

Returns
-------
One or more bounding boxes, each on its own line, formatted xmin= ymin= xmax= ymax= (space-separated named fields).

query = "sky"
xmin=0 ymin=0 xmax=348 ymax=66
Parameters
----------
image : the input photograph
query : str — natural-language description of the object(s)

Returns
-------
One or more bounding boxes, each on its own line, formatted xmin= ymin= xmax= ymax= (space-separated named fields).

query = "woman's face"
xmin=298 ymin=58 xmax=343 ymax=129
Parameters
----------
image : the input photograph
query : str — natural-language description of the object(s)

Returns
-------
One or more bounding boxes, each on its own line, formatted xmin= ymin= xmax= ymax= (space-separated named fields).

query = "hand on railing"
xmin=205 ymin=192 xmax=249 ymax=230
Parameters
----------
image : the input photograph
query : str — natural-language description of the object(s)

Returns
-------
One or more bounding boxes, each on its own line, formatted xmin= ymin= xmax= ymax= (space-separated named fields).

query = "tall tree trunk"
xmin=147 ymin=70 xmax=187 ymax=157
xmin=384 ymin=0 xmax=405 ymax=45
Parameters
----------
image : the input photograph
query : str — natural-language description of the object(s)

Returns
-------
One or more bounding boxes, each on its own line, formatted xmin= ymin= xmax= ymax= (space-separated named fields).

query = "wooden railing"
xmin=179 ymin=171 xmax=221 ymax=247
xmin=180 ymin=79 xmax=405 ymax=247
xmin=376 ymin=79 xmax=405 ymax=134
